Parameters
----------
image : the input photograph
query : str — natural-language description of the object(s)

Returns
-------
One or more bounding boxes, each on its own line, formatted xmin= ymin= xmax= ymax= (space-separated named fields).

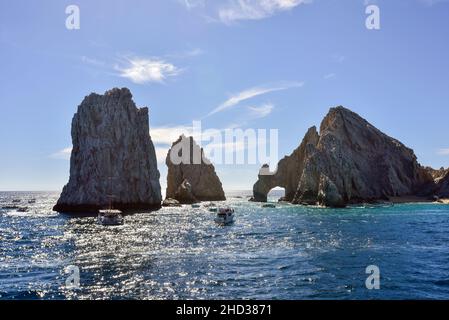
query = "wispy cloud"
xmin=50 ymin=147 xmax=72 ymax=160
xmin=418 ymin=0 xmax=449 ymax=6
xmin=218 ymin=0 xmax=311 ymax=23
xmin=207 ymin=81 xmax=303 ymax=117
xmin=247 ymin=103 xmax=274 ymax=118
xmin=324 ymin=73 xmax=336 ymax=80
xmin=165 ymin=48 xmax=205 ymax=59
xmin=151 ymin=125 xmax=199 ymax=145
xmin=115 ymin=56 xmax=181 ymax=84
xmin=182 ymin=0 xmax=207 ymax=9
xmin=180 ymin=0 xmax=311 ymax=24
xmin=437 ymin=148 xmax=449 ymax=155
xmin=332 ymin=53 xmax=345 ymax=64
xmin=81 ymin=48 xmax=201 ymax=84
xmin=81 ymin=56 xmax=107 ymax=67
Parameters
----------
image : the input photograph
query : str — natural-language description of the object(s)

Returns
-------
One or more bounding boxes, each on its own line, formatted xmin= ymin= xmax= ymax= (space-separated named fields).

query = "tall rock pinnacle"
xmin=53 ymin=88 xmax=162 ymax=213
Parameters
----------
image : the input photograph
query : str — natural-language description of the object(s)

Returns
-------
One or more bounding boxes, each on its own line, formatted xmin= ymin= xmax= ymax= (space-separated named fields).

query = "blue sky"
xmin=0 ymin=0 xmax=448 ymax=191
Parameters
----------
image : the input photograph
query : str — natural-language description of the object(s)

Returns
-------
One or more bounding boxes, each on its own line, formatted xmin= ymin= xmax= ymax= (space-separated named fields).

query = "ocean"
xmin=1 ymin=191 xmax=449 ymax=300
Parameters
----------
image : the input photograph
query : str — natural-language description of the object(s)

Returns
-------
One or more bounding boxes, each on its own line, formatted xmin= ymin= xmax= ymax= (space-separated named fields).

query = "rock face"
xmin=253 ymin=106 xmax=435 ymax=207
xmin=253 ymin=126 xmax=319 ymax=202
xmin=174 ymin=179 xmax=197 ymax=204
xmin=166 ymin=135 xmax=226 ymax=203
xmin=53 ymin=88 xmax=162 ymax=213
xmin=435 ymin=169 xmax=449 ymax=198
xmin=162 ymin=198 xmax=181 ymax=207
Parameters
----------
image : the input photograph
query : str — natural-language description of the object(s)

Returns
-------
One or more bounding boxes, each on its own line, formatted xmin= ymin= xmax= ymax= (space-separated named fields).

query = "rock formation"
xmin=165 ymin=135 xmax=226 ymax=203
xmin=253 ymin=106 xmax=435 ymax=207
xmin=162 ymin=198 xmax=181 ymax=207
xmin=53 ymin=88 xmax=162 ymax=213
xmin=433 ymin=168 xmax=449 ymax=198
xmin=253 ymin=126 xmax=319 ymax=202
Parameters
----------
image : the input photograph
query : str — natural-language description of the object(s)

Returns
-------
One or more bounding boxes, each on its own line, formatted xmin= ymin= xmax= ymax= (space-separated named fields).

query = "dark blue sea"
xmin=1 ymin=191 xmax=449 ymax=300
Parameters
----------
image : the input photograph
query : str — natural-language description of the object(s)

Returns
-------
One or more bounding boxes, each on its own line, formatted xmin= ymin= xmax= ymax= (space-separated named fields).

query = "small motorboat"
xmin=214 ymin=207 xmax=235 ymax=225
xmin=191 ymin=203 xmax=201 ymax=208
xmin=28 ymin=199 xmax=36 ymax=204
xmin=98 ymin=156 xmax=124 ymax=226
xmin=97 ymin=209 xmax=124 ymax=226
xmin=12 ymin=199 xmax=21 ymax=203
xmin=262 ymin=203 xmax=276 ymax=208
xmin=2 ymin=205 xmax=20 ymax=210
xmin=208 ymin=207 xmax=218 ymax=213
xmin=17 ymin=207 xmax=28 ymax=212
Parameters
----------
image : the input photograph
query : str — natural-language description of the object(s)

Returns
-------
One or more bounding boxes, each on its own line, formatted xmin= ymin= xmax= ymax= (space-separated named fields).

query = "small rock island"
xmin=165 ymin=135 xmax=226 ymax=204
xmin=252 ymin=106 xmax=446 ymax=207
xmin=53 ymin=88 xmax=162 ymax=213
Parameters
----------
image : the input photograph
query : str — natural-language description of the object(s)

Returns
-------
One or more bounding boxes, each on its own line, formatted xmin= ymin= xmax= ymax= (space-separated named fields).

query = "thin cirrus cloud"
xmin=437 ymin=148 xmax=449 ymax=155
xmin=419 ymin=0 xmax=449 ymax=6
xmin=115 ymin=57 xmax=181 ymax=84
xmin=151 ymin=125 xmax=199 ymax=145
xmin=218 ymin=0 xmax=311 ymax=23
xmin=207 ymin=81 xmax=303 ymax=117
xmin=50 ymin=147 xmax=72 ymax=160
xmin=181 ymin=0 xmax=311 ymax=23
xmin=247 ymin=103 xmax=275 ymax=119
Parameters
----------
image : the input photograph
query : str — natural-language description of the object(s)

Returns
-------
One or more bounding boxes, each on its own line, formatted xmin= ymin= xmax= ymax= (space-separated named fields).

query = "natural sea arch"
xmin=267 ymin=187 xmax=285 ymax=202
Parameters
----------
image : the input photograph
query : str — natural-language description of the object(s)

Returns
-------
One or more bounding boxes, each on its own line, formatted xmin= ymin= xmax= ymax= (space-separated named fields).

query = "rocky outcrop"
xmin=317 ymin=174 xmax=345 ymax=208
xmin=435 ymin=169 xmax=449 ymax=198
xmin=166 ymin=135 xmax=225 ymax=203
xmin=53 ymin=88 xmax=162 ymax=213
xmin=162 ymin=198 xmax=181 ymax=207
xmin=174 ymin=179 xmax=197 ymax=204
xmin=424 ymin=167 xmax=447 ymax=180
xmin=253 ymin=127 xmax=319 ymax=202
xmin=253 ymin=106 xmax=435 ymax=207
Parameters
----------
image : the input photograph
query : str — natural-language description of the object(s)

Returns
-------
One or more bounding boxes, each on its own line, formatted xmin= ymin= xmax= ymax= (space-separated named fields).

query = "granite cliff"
xmin=53 ymin=88 xmax=162 ymax=212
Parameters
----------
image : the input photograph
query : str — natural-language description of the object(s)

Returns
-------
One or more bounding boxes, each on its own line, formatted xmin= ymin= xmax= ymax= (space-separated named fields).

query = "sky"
xmin=0 ymin=0 xmax=449 ymax=191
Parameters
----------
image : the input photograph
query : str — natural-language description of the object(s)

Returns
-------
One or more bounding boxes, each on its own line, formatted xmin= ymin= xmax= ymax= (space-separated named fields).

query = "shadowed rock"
xmin=252 ymin=126 xmax=319 ymax=202
xmin=435 ymin=169 xmax=449 ymax=198
xmin=53 ymin=88 xmax=162 ymax=213
xmin=166 ymin=135 xmax=225 ymax=203
xmin=253 ymin=106 xmax=435 ymax=207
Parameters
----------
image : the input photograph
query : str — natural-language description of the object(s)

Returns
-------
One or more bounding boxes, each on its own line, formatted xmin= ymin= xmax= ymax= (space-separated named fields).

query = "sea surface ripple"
xmin=1 ymin=191 xmax=449 ymax=300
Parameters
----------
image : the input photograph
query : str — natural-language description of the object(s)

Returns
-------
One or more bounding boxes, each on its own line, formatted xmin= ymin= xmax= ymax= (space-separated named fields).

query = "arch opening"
xmin=267 ymin=187 xmax=285 ymax=202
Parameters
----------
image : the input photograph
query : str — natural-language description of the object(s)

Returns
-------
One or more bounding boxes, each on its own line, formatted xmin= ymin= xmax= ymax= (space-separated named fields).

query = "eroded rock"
xmin=165 ymin=135 xmax=226 ymax=203
xmin=53 ymin=88 xmax=162 ymax=213
xmin=252 ymin=106 xmax=435 ymax=207
xmin=162 ymin=198 xmax=181 ymax=207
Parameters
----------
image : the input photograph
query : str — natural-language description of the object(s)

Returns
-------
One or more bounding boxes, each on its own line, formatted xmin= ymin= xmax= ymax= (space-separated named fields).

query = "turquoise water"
xmin=1 ymin=191 xmax=449 ymax=299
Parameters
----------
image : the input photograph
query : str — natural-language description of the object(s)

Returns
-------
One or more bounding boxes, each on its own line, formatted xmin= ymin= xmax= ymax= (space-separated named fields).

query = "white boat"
xmin=97 ymin=153 xmax=124 ymax=226
xmin=214 ymin=207 xmax=235 ymax=225
xmin=98 ymin=209 xmax=124 ymax=226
